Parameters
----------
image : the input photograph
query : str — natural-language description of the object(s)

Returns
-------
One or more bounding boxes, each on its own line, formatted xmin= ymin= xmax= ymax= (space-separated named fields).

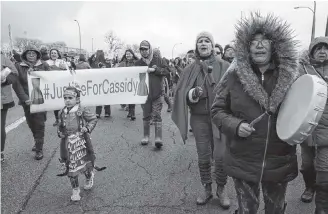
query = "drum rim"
xmin=276 ymin=74 xmax=327 ymax=144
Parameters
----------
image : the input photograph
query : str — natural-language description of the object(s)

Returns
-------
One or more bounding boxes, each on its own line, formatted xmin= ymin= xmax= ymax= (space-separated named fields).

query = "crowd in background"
xmin=6 ymin=12 xmax=328 ymax=212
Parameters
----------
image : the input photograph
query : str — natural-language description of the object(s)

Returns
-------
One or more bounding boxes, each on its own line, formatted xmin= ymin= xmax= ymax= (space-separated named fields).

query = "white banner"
xmin=28 ymin=66 xmax=149 ymax=113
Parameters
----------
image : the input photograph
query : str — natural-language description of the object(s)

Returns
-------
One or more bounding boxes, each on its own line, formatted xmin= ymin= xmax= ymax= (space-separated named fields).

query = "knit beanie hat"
xmin=140 ymin=40 xmax=151 ymax=49
xmin=195 ymin=31 xmax=215 ymax=48
xmin=224 ymin=44 xmax=234 ymax=53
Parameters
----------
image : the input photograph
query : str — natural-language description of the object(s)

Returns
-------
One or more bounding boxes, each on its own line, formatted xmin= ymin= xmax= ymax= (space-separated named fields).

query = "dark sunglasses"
xmin=216 ymin=52 xmax=222 ymax=55
xmin=140 ymin=48 xmax=149 ymax=51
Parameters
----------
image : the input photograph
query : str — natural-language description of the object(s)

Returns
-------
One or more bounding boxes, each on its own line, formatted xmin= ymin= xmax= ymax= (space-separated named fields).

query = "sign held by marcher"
xmin=27 ymin=66 xmax=149 ymax=113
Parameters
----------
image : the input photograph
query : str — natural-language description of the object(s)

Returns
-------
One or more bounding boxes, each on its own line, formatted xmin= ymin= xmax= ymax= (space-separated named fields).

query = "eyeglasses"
xmin=216 ymin=52 xmax=222 ymax=55
xmin=250 ymin=39 xmax=272 ymax=47
xmin=140 ymin=48 xmax=149 ymax=51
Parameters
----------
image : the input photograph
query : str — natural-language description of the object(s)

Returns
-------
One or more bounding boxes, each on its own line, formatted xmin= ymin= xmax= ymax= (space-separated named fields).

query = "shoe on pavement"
xmin=104 ymin=114 xmax=110 ymax=118
xmin=141 ymin=121 xmax=150 ymax=145
xmin=32 ymin=145 xmax=36 ymax=152
xmin=154 ymin=122 xmax=163 ymax=149
xmin=71 ymin=188 xmax=81 ymax=201
xmin=96 ymin=114 xmax=100 ymax=119
xmin=196 ymin=183 xmax=213 ymax=205
xmin=35 ymin=150 xmax=44 ymax=160
xmin=301 ymin=187 xmax=315 ymax=203
xmin=53 ymin=120 xmax=59 ymax=126
xmin=84 ymin=171 xmax=95 ymax=190
xmin=216 ymin=185 xmax=230 ymax=209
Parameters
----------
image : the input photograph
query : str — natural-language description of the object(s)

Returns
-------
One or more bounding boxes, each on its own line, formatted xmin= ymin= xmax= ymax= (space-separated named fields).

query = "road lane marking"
xmin=5 ymin=116 xmax=26 ymax=133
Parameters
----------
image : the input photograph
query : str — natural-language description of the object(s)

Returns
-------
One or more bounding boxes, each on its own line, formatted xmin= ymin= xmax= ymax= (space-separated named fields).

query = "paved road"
xmin=2 ymin=102 xmax=315 ymax=214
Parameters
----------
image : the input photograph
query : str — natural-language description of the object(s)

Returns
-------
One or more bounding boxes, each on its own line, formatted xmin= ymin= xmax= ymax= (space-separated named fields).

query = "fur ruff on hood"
xmin=20 ymin=45 xmax=43 ymax=68
xmin=232 ymin=12 xmax=300 ymax=113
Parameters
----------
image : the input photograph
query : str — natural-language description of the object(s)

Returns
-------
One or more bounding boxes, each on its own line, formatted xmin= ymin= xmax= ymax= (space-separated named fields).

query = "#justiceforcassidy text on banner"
xmin=28 ymin=66 xmax=149 ymax=113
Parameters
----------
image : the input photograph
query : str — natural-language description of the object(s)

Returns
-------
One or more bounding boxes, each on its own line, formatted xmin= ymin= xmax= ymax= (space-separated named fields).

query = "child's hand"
xmin=81 ymin=127 xmax=88 ymax=133
xmin=58 ymin=132 xmax=65 ymax=138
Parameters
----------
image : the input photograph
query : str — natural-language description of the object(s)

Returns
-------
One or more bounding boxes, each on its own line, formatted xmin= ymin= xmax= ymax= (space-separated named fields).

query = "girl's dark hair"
xmin=49 ymin=48 xmax=62 ymax=59
xmin=120 ymin=49 xmax=139 ymax=63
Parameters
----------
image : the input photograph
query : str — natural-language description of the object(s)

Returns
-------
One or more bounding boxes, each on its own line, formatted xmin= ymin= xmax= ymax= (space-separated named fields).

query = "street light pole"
xmin=294 ymin=1 xmax=316 ymax=41
xmin=74 ymin=19 xmax=82 ymax=54
xmin=311 ymin=1 xmax=316 ymax=41
xmin=325 ymin=15 xmax=328 ymax=36
xmin=172 ymin=43 xmax=182 ymax=59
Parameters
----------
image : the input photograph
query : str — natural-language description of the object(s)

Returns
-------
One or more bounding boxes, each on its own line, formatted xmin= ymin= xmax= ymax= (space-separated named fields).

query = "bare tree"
xmin=52 ymin=41 xmax=67 ymax=47
xmin=14 ymin=37 xmax=42 ymax=52
xmin=104 ymin=30 xmax=125 ymax=58
xmin=125 ymin=43 xmax=140 ymax=54
xmin=1 ymin=43 xmax=11 ymax=56
xmin=132 ymin=44 xmax=140 ymax=54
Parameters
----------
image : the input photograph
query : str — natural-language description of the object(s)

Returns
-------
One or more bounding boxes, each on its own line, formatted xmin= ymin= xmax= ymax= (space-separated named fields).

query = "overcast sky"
xmin=1 ymin=0 xmax=328 ymax=58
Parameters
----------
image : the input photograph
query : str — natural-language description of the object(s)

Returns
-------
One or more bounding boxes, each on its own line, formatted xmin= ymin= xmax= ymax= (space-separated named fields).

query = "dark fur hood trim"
xmin=233 ymin=12 xmax=300 ymax=113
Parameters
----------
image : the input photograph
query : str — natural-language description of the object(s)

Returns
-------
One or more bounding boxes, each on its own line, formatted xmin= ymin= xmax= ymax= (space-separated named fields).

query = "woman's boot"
xmin=154 ymin=121 xmax=163 ymax=148
xmin=127 ymin=110 xmax=132 ymax=118
xmin=53 ymin=119 xmax=59 ymax=126
xmin=196 ymin=183 xmax=213 ymax=205
xmin=141 ymin=121 xmax=150 ymax=145
xmin=130 ymin=106 xmax=136 ymax=121
xmin=301 ymin=169 xmax=316 ymax=203
xmin=53 ymin=110 xmax=59 ymax=126
xmin=34 ymin=138 xmax=44 ymax=160
xmin=216 ymin=185 xmax=231 ymax=209
xmin=164 ymin=95 xmax=172 ymax=112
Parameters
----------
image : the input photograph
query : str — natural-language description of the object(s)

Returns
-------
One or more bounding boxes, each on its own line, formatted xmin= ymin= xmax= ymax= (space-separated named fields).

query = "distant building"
xmin=54 ymin=46 xmax=88 ymax=58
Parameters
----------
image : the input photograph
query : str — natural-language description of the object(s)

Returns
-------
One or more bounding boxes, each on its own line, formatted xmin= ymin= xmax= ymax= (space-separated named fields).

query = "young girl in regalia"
xmin=57 ymin=82 xmax=105 ymax=201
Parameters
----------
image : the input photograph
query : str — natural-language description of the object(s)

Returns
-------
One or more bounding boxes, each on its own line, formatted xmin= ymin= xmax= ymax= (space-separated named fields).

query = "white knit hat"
xmin=196 ymin=31 xmax=215 ymax=48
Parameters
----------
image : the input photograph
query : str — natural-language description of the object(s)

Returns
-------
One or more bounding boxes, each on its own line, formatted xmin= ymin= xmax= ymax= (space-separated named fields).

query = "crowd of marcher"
xmin=1 ymin=12 xmax=328 ymax=213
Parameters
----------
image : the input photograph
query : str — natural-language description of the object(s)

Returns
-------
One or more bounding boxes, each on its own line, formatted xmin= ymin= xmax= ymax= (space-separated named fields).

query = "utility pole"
xmin=294 ymin=1 xmax=316 ymax=41
xmin=74 ymin=19 xmax=82 ymax=54
xmin=325 ymin=15 xmax=328 ymax=36
xmin=172 ymin=43 xmax=182 ymax=59
xmin=311 ymin=1 xmax=316 ymax=41
xmin=8 ymin=25 xmax=13 ymax=53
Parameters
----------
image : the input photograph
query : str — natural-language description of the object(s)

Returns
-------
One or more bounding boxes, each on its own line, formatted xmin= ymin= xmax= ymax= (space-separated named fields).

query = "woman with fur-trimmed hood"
xmin=211 ymin=13 xmax=299 ymax=213
xmin=15 ymin=45 xmax=50 ymax=160
xmin=298 ymin=36 xmax=328 ymax=213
